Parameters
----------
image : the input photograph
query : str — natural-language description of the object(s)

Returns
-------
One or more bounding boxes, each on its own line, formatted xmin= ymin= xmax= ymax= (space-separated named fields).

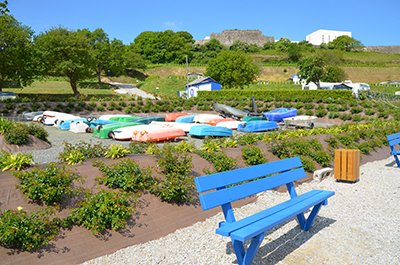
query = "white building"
xmin=306 ymin=29 xmax=352 ymax=45
xmin=302 ymin=80 xmax=370 ymax=97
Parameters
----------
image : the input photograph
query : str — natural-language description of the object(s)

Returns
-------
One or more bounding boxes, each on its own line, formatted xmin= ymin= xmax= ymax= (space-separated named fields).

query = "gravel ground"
xmin=82 ymin=156 xmax=400 ymax=265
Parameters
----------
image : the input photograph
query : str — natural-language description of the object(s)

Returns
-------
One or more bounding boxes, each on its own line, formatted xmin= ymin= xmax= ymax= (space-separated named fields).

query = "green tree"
xmin=298 ymin=55 xmax=326 ymax=89
xmin=275 ymin=37 xmax=292 ymax=52
xmin=322 ymin=65 xmax=346 ymax=82
xmin=86 ymin=28 xmax=110 ymax=83
xmin=206 ymin=50 xmax=260 ymax=89
xmin=0 ymin=0 xmax=9 ymax=14
xmin=106 ymin=40 xmax=146 ymax=76
xmin=328 ymin=35 xmax=364 ymax=51
xmin=134 ymin=30 xmax=194 ymax=64
xmin=0 ymin=13 xmax=36 ymax=91
xmin=191 ymin=38 xmax=224 ymax=64
xmin=35 ymin=27 xmax=93 ymax=96
xmin=287 ymin=44 xmax=302 ymax=62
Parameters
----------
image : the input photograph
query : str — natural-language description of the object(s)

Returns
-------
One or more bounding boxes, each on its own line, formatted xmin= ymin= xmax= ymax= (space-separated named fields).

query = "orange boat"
xmin=206 ymin=118 xmax=235 ymax=126
xmin=165 ymin=112 xmax=190 ymax=122
xmin=132 ymin=127 xmax=185 ymax=142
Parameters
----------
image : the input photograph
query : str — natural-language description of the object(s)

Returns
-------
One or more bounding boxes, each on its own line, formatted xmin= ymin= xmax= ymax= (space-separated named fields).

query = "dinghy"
xmin=263 ymin=108 xmax=297 ymax=122
xmin=131 ymin=126 xmax=186 ymax=142
xmin=109 ymin=116 xmax=141 ymax=122
xmin=242 ymin=116 xmax=265 ymax=122
xmin=58 ymin=118 xmax=86 ymax=130
xmin=165 ymin=113 xmax=189 ymax=122
xmin=42 ymin=114 xmax=79 ymax=126
xmin=216 ymin=120 xmax=244 ymax=130
xmin=150 ymin=121 xmax=208 ymax=133
xmin=88 ymin=119 xmax=117 ymax=128
xmin=176 ymin=115 xmax=195 ymax=123
xmin=283 ymin=115 xmax=317 ymax=129
xmin=111 ymin=125 xmax=152 ymax=141
xmin=93 ymin=122 xmax=141 ymax=139
xmin=134 ymin=116 xmax=165 ymax=124
xmin=193 ymin=114 xmax=223 ymax=124
xmin=213 ymin=103 xmax=247 ymax=119
xmin=98 ymin=114 xmax=133 ymax=121
xmin=206 ymin=118 xmax=235 ymax=126
xmin=70 ymin=120 xmax=89 ymax=133
xmin=22 ymin=111 xmax=44 ymax=121
xmin=237 ymin=120 xmax=279 ymax=132
xmin=189 ymin=125 xmax=232 ymax=138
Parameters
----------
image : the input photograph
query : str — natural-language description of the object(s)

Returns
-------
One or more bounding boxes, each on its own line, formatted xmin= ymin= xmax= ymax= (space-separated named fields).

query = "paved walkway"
xmin=109 ymin=82 xmax=155 ymax=99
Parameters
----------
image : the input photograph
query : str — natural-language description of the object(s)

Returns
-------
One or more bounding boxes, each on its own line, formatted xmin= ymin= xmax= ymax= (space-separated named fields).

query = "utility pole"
xmin=185 ymin=55 xmax=189 ymax=85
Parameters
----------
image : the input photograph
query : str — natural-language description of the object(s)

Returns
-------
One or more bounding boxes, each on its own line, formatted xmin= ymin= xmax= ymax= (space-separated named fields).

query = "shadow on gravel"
xmin=385 ymin=160 xmax=397 ymax=168
xmin=225 ymin=216 xmax=336 ymax=265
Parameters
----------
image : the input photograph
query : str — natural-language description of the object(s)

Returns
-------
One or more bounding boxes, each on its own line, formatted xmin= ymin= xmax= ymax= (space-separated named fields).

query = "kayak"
xmin=237 ymin=120 xmax=279 ymax=132
xmin=189 ymin=125 xmax=232 ymax=137
xmin=263 ymin=108 xmax=297 ymax=122
xmin=134 ymin=116 xmax=165 ymax=124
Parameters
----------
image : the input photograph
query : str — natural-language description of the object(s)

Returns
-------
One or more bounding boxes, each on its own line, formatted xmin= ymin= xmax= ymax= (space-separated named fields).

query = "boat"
xmin=263 ymin=108 xmax=297 ymax=122
xmin=165 ymin=113 xmax=189 ymax=122
xmin=150 ymin=121 xmax=208 ymax=133
xmin=134 ymin=116 xmax=165 ymax=124
xmin=176 ymin=115 xmax=195 ymax=123
xmin=109 ymin=116 xmax=141 ymax=122
xmin=193 ymin=114 xmax=223 ymax=124
xmin=88 ymin=119 xmax=117 ymax=128
xmin=131 ymin=126 xmax=186 ymax=142
xmin=216 ymin=120 xmax=244 ymax=130
xmin=213 ymin=103 xmax=247 ymax=119
xmin=69 ymin=120 xmax=90 ymax=133
xmin=242 ymin=116 xmax=265 ymax=122
xmin=22 ymin=111 xmax=44 ymax=121
xmin=42 ymin=111 xmax=71 ymax=118
xmin=189 ymin=125 xmax=232 ymax=138
xmin=206 ymin=118 xmax=235 ymax=126
xmin=93 ymin=122 xmax=141 ymax=139
xmin=42 ymin=114 xmax=79 ymax=126
xmin=98 ymin=114 xmax=133 ymax=121
xmin=58 ymin=118 xmax=86 ymax=130
xmin=237 ymin=120 xmax=279 ymax=132
xmin=283 ymin=115 xmax=317 ymax=129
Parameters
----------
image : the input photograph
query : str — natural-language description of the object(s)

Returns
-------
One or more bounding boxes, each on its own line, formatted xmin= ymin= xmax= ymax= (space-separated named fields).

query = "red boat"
xmin=165 ymin=113 xmax=190 ymax=122
xmin=206 ymin=118 xmax=235 ymax=126
xmin=132 ymin=127 xmax=186 ymax=142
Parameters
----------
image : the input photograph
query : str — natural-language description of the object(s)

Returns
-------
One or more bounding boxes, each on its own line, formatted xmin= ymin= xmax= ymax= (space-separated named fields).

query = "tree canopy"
xmin=134 ymin=30 xmax=194 ymax=64
xmin=34 ymin=27 xmax=94 ymax=96
xmin=0 ymin=0 xmax=8 ymax=15
xmin=0 ymin=13 xmax=36 ymax=90
xmin=328 ymin=35 xmax=364 ymax=52
xmin=298 ymin=55 xmax=326 ymax=89
xmin=206 ymin=50 xmax=260 ymax=89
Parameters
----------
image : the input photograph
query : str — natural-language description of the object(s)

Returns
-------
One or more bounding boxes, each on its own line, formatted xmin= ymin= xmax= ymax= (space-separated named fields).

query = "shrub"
xmin=158 ymin=145 xmax=192 ymax=176
xmin=71 ymin=190 xmax=132 ymax=234
xmin=339 ymin=113 xmax=352 ymax=121
xmin=95 ymin=159 xmax=154 ymax=192
xmin=155 ymin=176 xmax=194 ymax=204
xmin=5 ymin=123 xmax=29 ymax=145
xmin=328 ymin=112 xmax=340 ymax=119
xmin=145 ymin=143 xmax=161 ymax=155
xmin=0 ymin=208 xmax=61 ymax=251
xmin=129 ymin=142 xmax=149 ymax=154
xmin=310 ymin=150 xmax=331 ymax=167
xmin=0 ymin=152 xmax=34 ymax=171
xmin=175 ymin=141 xmax=196 ymax=153
xmin=300 ymin=155 xmax=316 ymax=172
xmin=200 ymin=140 xmax=221 ymax=153
xmin=315 ymin=109 xmax=328 ymax=118
xmin=221 ymin=138 xmax=238 ymax=148
xmin=350 ymin=107 xmax=362 ymax=114
xmin=236 ymin=134 xmax=260 ymax=146
xmin=27 ymin=123 xmax=48 ymax=141
xmin=242 ymin=145 xmax=266 ymax=166
xmin=197 ymin=150 xmax=236 ymax=173
xmin=358 ymin=141 xmax=373 ymax=154
xmin=14 ymin=163 xmax=78 ymax=206
xmin=0 ymin=118 xmax=13 ymax=134
xmin=59 ymin=142 xmax=107 ymax=164
xmin=104 ymin=144 xmax=131 ymax=159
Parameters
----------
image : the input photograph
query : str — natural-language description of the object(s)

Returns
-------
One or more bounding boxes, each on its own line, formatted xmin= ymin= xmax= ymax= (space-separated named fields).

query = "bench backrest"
xmin=387 ymin=132 xmax=400 ymax=147
xmin=195 ymin=157 xmax=305 ymax=211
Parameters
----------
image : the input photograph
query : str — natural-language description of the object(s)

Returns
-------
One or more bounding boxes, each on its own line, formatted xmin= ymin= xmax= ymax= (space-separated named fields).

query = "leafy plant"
xmin=71 ymin=190 xmax=133 ymax=234
xmin=64 ymin=150 xmax=85 ymax=165
xmin=0 ymin=118 xmax=13 ymax=134
xmin=59 ymin=141 xmax=107 ymax=163
xmin=129 ymin=142 xmax=149 ymax=154
xmin=14 ymin=163 xmax=78 ymax=206
xmin=0 ymin=152 xmax=34 ymax=171
xmin=95 ymin=159 xmax=154 ymax=192
xmin=27 ymin=123 xmax=48 ymax=141
xmin=157 ymin=144 xmax=192 ymax=176
xmin=200 ymin=140 xmax=221 ymax=153
xmin=145 ymin=143 xmax=161 ymax=155
xmin=175 ymin=140 xmax=196 ymax=153
xmin=155 ymin=176 xmax=194 ymax=204
xmin=300 ymin=155 xmax=316 ymax=172
xmin=0 ymin=208 xmax=61 ymax=251
xmin=104 ymin=144 xmax=131 ymax=159
xmin=4 ymin=123 xmax=29 ymax=145
xmin=242 ymin=145 xmax=266 ymax=166
xmin=196 ymin=150 xmax=236 ymax=173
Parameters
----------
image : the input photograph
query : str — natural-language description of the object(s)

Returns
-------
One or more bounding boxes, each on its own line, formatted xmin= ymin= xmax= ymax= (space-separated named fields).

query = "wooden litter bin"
xmin=334 ymin=149 xmax=360 ymax=182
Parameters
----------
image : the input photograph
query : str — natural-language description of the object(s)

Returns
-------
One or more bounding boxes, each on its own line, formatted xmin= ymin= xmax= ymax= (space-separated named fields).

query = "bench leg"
xmin=303 ymin=202 xmax=323 ymax=231
xmin=232 ymin=233 xmax=265 ymax=265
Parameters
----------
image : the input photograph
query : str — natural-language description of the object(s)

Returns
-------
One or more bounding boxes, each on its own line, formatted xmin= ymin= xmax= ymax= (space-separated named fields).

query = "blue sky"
xmin=8 ymin=0 xmax=400 ymax=46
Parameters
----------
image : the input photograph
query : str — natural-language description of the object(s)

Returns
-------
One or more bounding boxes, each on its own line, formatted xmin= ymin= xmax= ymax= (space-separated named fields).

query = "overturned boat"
xmin=189 ymin=125 xmax=232 ymax=138
xmin=213 ymin=103 xmax=247 ymax=119
xmin=237 ymin=120 xmax=279 ymax=132
xmin=263 ymin=108 xmax=297 ymax=122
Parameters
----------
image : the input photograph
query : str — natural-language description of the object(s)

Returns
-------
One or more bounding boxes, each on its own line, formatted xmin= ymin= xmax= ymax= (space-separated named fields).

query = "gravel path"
xmin=82 ymin=156 xmax=400 ymax=265
xmin=109 ymin=82 xmax=156 ymax=99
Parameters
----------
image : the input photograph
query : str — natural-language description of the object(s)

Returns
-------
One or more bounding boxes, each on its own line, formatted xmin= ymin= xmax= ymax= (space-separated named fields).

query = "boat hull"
xmin=263 ymin=108 xmax=297 ymax=121
xmin=193 ymin=114 xmax=223 ymax=124
xmin=176 ymin=115 xmax=195 ymax=123
xmin=93 ymin=122 xmax=141 ymax=139
xmin=237 ymin=121 xmax=279 ymax=132
xmin=165 ymin=113 xmax=189 ymax=122
xmin=189 ymin=125 xmax=232 ymax=137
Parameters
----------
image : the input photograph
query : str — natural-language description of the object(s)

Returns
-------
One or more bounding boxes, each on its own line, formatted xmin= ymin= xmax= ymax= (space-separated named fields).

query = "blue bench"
xmin=387 ymin=132 xmax=400 ymax=167
xmin=194 ymin=157 xmax=335 ymax=265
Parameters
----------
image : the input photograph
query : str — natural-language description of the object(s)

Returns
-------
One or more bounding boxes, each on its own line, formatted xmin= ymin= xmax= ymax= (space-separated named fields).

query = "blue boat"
xmin=58 ymin=118 xmax=87 ymax=130
xmin=176 ymin=115 xmax=195 ymax=123
xmin=189 ymin=125 xmax=232 ymax=138
xmin=263 ymin=108 xmax=297 ymax=121
xmin=237 ymin=121 xmax=279 ymax=132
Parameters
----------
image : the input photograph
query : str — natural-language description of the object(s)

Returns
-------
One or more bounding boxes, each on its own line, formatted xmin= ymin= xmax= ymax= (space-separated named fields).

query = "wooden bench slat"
xmin=216 ymin=190 xmax=323 ymax=236
xmin=195 ymin=157 xmax=302 ymax=193
xmin=387 ymin=132 xmax=400 ymax=142
xmin=230 ymin=190 xmax=335 ymax=241
xmin=199 ymin=167 xmax=306 ymax=210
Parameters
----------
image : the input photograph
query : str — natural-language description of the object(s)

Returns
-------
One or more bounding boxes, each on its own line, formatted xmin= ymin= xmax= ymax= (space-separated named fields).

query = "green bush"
xmin=27 ymin=123 xmax=48 ymax=141
xmin=95 ymin=159 xmax=154 ymax=192
xmin=175 ymin=141 xmax=196 ymax=153
xmin=300 ymin=155 xmax=316 ymax=172
xmin=59 ymin=142 xmax=107 ymax=164
xmin=71 ymin=190 xmax=132 ymax=234
xmin=158 ymin=145 xmax=192 ymax=176
xmin=328 ymin=112 xmax=340 ymax=119
xmin=155 ymin=176 xmax=194 ymax=204
xmin=0 ymin=118 xmax=13 ymax=134
xmin=0 ymin=209 xmax=61 ymax=251
xmin=5 ymin=123 xmax=29 ymax=145
xmin=200 ymin=140 xmax=221 ymax=153
xmin=0 ymin=152 xmax=34 ymax=171
xmin=14 ymin=163 xmax=78 ymax=206
xmin=104 ymin=144 xmax=131 ymax=159
xmin=315 ymin=109 xmax=328 ymax=118
xmin=197 ymin=150 xmax=236 ymax=173
xmin=129 ymin=142 xmax=149 ymax=154
xmin=242 ymin=145 xmax=266 ymax=166
xmin=358 ymin=141 xmax=373 ymax=154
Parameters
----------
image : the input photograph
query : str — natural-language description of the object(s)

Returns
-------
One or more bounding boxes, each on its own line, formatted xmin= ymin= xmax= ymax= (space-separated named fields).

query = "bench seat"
xmin=387 ymin=132 xmax=400 ymax=167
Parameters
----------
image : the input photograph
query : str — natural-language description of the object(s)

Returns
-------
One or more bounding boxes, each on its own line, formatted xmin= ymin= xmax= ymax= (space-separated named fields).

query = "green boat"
xmin=242 ymin=116 xmax=265 ymax=122
xmin=134 ymin=116 xmax=165 ymax=124
xmin=109 ymin=116 xmax=141 ymax=122
xmin=93 ymin=122 xmax=141 ymax=139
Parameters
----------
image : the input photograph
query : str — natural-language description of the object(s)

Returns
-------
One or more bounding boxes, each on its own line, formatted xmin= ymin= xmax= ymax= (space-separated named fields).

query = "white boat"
xmin=69 ymin=120 xmax=89 ymax=133
xmin=42 ymin=111 xmax=71 ymax=117
xmin=216 ymin=120 xmax=244 ymax=130
xmin=283 ymin=115 xmax=318 ymax=129
xmin=193 ymin=114 xmax=223 ymax=124
xmin=150 ymin=121 xmax=208 ymax=133
xmin=42 ymin=114 xmax=79 ymax=126
xmin=98 ymin=114 xmax=133 ymax=121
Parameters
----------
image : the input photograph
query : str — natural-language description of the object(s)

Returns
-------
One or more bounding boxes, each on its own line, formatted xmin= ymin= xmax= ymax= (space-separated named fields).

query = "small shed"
xmin=185 ymin=77 xmax=221 ymax=98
